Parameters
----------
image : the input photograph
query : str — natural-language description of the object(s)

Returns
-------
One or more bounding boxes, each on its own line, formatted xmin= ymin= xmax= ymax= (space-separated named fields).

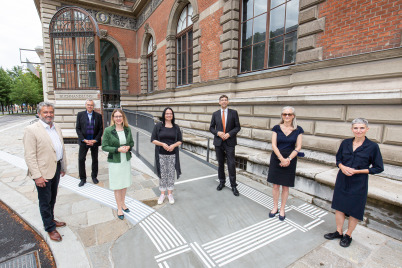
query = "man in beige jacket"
xmin=24 ymin=102 xmax=67 ymax=242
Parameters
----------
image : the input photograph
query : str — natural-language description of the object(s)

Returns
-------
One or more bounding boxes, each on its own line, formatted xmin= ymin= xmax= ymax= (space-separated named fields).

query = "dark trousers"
xmin=78 ymin=144 xmax=99 ymax=181
xmin=215 ymin=141 xmax=237 ymax=187
xmin=36 ymin=162 xmax=61 ymax=232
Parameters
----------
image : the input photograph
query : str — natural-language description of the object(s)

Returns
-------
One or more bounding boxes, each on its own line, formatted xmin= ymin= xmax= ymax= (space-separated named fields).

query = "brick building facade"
xmin=34 ymin=0 xmax=402 ymax=225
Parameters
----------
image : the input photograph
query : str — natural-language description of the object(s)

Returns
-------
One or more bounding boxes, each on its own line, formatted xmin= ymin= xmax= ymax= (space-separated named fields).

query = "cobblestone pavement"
xmin=0 ymin=115 xmax=401 ymax=268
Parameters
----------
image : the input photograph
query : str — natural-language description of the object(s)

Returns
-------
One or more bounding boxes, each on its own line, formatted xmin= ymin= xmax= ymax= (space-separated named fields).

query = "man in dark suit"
xmin=210 ymin=95 xmax=241 ymax=196
xmin=76 ymin=99 xmax=103 ymax=187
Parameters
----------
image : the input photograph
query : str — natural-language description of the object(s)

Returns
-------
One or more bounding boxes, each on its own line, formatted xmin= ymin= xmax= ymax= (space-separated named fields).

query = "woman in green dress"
xmin=102 ymin=109 xmax=134 ymax=220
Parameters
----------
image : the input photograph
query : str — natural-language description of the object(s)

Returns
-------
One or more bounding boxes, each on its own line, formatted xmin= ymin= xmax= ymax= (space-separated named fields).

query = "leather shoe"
xmin=53 ymin=220 xmax=66 ymax=228
xmin=78 ymin=180 xmax=86 ymax=187
xmin=48 ymin=230 xmax=62 ymax=242
xmin=324 ymin=231 xmax=343 ymax=240
xmin=269 ymin=209 xmax=279 ymax=218
xmin=340 ymin=234 xmax=352 ymax=247
xmin=217 ymin=183 xmax=225 ymax=191
xmin=279 ymin=212 xmax=286 ymax=221
xmin=232 ymin=187 xmax=239 ymax=196
xmin=122 ymin=208 xmax=130 ymax=213
xmin=117 ymin=214 xmax=124 ymax=220
xmin=92 ymin=177 xmax=99 ymax=184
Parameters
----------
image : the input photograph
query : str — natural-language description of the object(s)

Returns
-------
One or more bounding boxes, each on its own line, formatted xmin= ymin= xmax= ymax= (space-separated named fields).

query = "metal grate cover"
xmin=0 ymin=251 xmax=39 ymax=268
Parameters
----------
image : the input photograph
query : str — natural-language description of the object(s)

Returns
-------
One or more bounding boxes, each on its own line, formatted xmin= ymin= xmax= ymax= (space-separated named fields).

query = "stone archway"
xmin=100 ymin=40 xmax=120 ymax=108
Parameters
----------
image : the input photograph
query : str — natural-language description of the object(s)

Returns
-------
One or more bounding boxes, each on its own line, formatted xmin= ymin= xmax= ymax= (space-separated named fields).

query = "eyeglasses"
xmin=114 ymin=116 xmax=123 ymax=118
xmin=282 ymin=113 xmax=294 ymax=117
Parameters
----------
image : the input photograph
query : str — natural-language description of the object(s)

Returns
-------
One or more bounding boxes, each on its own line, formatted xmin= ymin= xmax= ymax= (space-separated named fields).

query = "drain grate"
xmin=0 ymin=251 xmax=39 ymax=268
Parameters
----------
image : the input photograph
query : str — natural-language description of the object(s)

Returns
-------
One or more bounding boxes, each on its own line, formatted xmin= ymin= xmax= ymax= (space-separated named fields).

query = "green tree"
xmin=0 ymin=67 xmax=12 ymax=114
xmin=9 ymin=68 xmax=43 ymax=113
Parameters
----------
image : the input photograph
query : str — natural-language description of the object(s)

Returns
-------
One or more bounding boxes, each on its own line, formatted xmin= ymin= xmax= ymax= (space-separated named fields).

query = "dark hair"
xmin=219 ymin=95 xmax=229 ymax=101
xmin=161 ymin=107 xmax=175 ymax=126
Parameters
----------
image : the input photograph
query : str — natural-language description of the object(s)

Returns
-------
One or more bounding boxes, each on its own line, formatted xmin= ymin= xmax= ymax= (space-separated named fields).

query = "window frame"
xmin=146 ymin=36 xmax=154 ymax=93
xmin=238 ymin=0 xmax=299 ymax=74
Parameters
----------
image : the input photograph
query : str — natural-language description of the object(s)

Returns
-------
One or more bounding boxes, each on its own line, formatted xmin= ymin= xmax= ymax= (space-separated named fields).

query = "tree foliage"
xmin=0 ymin=67 xmax=12 ymax=104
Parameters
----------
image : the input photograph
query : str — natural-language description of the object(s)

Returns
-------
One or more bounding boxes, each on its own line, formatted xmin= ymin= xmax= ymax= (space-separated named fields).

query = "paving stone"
xmin=55 ymin=202 xmax=72 ymax=216
xmin=323 ymin=239 xmax=371 ymax=265
xmin=366 ymin=239 xmax=402 ymax=268
xmin=96 ymin=220 xmax=130 ymax=245
xmin=76 ymin=225 xmax=97 ymax=247
xmin=131 ymin=188 xmax=157 ymax=201
xmin=64 ymin=212 xmax=88 ymax=227
xmin=289 ymin=246 xmax=353 ymax=268
xmin=72 ymin=199 xmax=102 ymax=214
xmin=350 ymin=225 xmax=388 ymax=250
xmin=140 ymin=180 xmax=157 ymax=188
xmin=87 ymin=207 xmax=115 ymax=226
xmin=18 ymin=185 xmax=36 ymax=193
xmin=87 ymin=242 xmax=113 ymax=268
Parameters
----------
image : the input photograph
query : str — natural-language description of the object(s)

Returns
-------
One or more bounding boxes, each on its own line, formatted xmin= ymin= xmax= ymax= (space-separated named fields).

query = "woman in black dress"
xmin=324 ymin=118 xmax=383 ymax=247
xmin=151 ymin=107 xmax=182 ymax=205
xmin=268 ymin=106 xmax=303 ymax=221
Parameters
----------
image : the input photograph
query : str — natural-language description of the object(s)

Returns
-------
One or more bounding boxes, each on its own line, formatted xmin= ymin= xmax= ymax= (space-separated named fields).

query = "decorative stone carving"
xmin=100 ymin=29 xmax=108 ymax=38
xmin=96 ymin=12 xmax=110 ymax=24
xmin=86 ymin=8 xmax=136 ymax=30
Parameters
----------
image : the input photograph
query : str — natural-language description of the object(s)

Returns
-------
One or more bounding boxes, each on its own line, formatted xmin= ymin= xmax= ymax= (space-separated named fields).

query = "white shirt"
xmin=39 ymin=120 xmax=63 ymax=161
xmin=221 ymin=108 xmax=228 ymax=129
xmin=87 ymin=111 xmax=93 ymax=123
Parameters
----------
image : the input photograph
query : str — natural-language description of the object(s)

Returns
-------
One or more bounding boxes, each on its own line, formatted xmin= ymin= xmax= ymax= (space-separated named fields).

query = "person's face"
xmin=219 ymin=97 xmax=229 ymax=109
xmin=113 ymin=111 xmax=123 ymax=125
xmin=39 ymin=106 xmax=54 ymax=125
xmin=165 ymin=109 xmax=173 ymax=122
xmin=282 ymin=109 xmax=294 ymax=123
xmin=86 ymin=101 xmax=94 ymax=113
xmin=352 ymin=123 xmax=369 ymax=138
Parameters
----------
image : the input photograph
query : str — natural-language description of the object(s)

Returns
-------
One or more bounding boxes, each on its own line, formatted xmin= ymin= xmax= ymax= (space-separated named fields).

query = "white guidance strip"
xmin=298 ymin=203 xmax=328 ymax=218
xmin=175 ymin=174 xmax=217 ymax=185
xmin=0 ymin=151 xmax=154 ymax=225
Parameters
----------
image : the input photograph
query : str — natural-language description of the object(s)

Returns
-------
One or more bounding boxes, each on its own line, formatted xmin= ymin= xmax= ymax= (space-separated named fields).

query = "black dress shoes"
xmin=324 ymin=231 xmax=343 ymax=240
xmin=217 ymin=183 xmax=225 ymax=191
xmin=78 ymin=180 xmax=86 ymax=187
xmin=340 ymin=234 xmax=352 ymax=247
xmin=232 ymin=187 xmax=239 ymax=196
xmin=269 ymin=209 xmax=279 ymax=218
xmin=92 ymin=177 xmax=99 ymax=184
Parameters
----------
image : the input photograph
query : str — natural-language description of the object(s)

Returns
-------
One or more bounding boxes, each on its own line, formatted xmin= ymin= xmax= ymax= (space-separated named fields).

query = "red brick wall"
xmin=317 ymin=0 xmax=401 ymax=59
xmin=198 ymin=0 xmax=220 ymax=13
xmin=199 ymin=8 xmax=223 ymax=82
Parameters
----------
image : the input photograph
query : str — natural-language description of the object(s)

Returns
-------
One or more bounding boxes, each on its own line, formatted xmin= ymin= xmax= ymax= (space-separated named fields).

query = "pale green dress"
xmin=109 ymin=131 xmax=132 ymax=190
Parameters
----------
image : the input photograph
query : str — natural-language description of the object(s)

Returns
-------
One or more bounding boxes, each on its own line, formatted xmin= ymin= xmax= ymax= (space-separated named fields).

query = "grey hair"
xmin=37 ymin=102 xmax=54 ymax=114
xmin=85 ymin=99 xmax=94 ymax=105
xmin=279 ymin=106 xmax=298 ymax=129
xmin=351 ymin=118 xmax=368 ymax=127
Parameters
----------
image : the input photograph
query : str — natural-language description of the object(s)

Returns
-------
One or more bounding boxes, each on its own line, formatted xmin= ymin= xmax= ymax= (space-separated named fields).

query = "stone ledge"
xmin=182 ymin=133 xmax=402 ymax=207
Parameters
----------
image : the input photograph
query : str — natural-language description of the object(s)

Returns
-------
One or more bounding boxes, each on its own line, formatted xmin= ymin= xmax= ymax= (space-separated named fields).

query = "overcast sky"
xmin=0 ymin=0 xmax=43 ymax=70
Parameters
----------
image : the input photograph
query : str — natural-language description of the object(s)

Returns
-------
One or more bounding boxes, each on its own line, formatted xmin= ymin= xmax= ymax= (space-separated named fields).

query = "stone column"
xmin=165 ymin=34 xmax=176 ymax=90
xmin=192 ymin=14 xmax=201 ymax=83
xmin=140 ymin=55 xmax=148 ymax=93
xmin=219 ymin=0 xmax=240 ymax=78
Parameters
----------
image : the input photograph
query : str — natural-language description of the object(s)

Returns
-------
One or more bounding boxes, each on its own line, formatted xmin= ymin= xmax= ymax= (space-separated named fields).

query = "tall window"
xmin=147 ymin=37 xmax=154 ymax=92
xmin=240 ymin=0 xmax=299 ymax=73
xmin=176 ymin=4 xmax=193 ymax=86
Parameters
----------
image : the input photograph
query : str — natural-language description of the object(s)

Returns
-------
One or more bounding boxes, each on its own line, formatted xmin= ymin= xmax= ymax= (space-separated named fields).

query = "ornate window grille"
xmin=49 ymin=7 xmax=101 ymax=89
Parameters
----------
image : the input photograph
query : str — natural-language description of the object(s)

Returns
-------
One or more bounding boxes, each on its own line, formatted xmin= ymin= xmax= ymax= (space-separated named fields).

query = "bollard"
xmin=136 ymin=131 xmax=139 ymax=157
xmin=207 ymin=138 xmax=210 ymax=162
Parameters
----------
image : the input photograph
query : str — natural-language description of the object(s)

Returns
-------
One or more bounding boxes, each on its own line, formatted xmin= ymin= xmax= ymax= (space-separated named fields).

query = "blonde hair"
xmin=110 ymin=109 xmax=129 ymax=127
xmin=279 ymin=106 xmax=298 ymax=129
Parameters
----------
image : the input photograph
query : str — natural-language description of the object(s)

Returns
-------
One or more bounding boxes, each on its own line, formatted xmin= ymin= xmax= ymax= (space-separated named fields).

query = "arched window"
xmin=176 ymin=4 xmax=193 ymax=86
xmin=147 ymin=37 xmax=154 ymax=92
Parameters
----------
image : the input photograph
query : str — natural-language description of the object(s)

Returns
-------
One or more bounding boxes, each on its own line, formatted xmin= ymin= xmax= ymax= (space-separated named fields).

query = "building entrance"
xmin=100 ymin=40 xmax=120 ymax=109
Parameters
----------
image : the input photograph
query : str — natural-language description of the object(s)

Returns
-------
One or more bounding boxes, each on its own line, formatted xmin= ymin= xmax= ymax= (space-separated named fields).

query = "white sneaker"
xmin=168 ymin=194 xmax=175 ymax=204
xmin=157 ymin=194 xmax=165 ymax=205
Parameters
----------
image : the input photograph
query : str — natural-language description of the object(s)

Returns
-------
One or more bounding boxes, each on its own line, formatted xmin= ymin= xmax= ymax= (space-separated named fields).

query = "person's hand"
xmin=222 ymin=133 xmax=230 ymax=140
xmin=35 ymin=177 xmax=48 ymax=187
xmin=118 ymin=146 xmax=128 ymax=153
xmin=340 ymin=165 xmax=355 ymax=176
xmin=167 ymin=144 xmax=176 ymax=152
xmin=279 ymin=158 xmax=290 ymax=167
xmin=61 ymin=171 xmax=65 ymax=177
xmin=217 ymin=131 xmax=225 ymax=139
xmin=162 ymin=143 xmax=170 ymax=151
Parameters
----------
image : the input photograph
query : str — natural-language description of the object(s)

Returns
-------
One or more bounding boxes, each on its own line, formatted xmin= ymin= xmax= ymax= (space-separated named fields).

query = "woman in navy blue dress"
xmin=268 ymin=106 xmax=303 ymax=221
xmin=324 ymin=118 xmax=383 ymax=247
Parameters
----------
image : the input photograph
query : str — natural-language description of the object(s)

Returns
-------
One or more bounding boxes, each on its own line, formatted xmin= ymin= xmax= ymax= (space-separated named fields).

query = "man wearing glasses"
xmin=76 ymin=99 xmax=103 ymax=187
xmin=210 ymin=95 xmax=241 ymax=196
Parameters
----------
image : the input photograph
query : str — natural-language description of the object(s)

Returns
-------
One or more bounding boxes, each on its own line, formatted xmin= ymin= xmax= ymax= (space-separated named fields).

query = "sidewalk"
xmin=0 ymin=115 xmax=401 ymax=268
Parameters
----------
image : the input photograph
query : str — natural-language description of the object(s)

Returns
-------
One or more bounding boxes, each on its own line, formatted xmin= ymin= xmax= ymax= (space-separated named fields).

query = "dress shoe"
xmin=78 ymin=180 xmax=86 ymax=187
xmin=48 ymin=230 xmax=62 ymax=242
xmin=217 ymin=183 xmax=225 ymax=191
xmin=269 ymin=209 xmax=279 ymax=218
xmin=279 ymin=212 xmax=286 ymax=221
xmin=122 ymin=208 xmax=130 ymax=213
xmin=52 ymin=220 xmax=66 ymax=227
xmin=117 ymin=213 xmax=124 ymax=220
xmin=232 ymin=187 xmax=239 ymax=196
xmin=92 ymin=177 xmax=99 ymax=184
xmin=324 ymin=231 xmax=343 ymax=240
xmin=340 ymin=234 xmax=352 ymax=247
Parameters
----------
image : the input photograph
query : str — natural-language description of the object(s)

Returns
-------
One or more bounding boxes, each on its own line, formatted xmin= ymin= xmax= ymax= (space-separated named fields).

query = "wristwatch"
xmin=288 ymin=157 xmax=292 ymax=161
